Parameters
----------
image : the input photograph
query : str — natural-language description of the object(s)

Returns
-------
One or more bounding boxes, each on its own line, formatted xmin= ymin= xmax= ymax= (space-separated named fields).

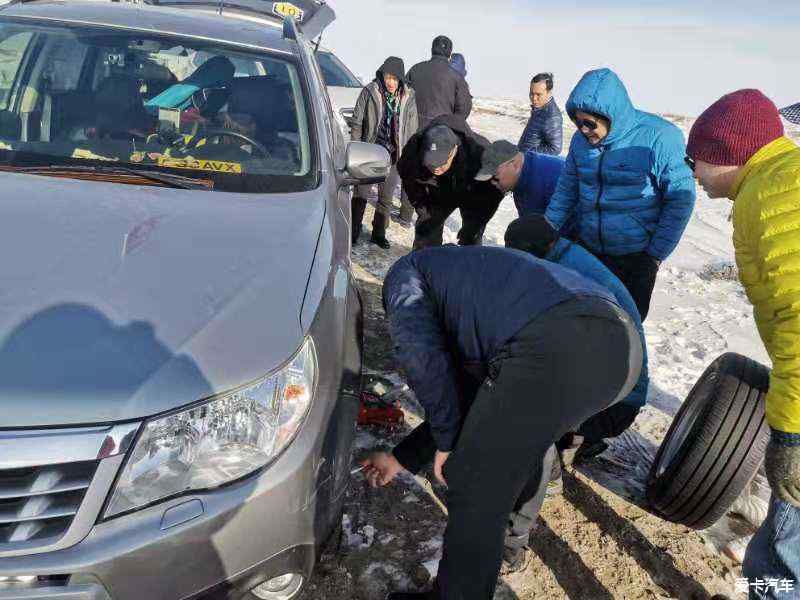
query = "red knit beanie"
xmin=687 ymin=89 xmax=784 ymax=166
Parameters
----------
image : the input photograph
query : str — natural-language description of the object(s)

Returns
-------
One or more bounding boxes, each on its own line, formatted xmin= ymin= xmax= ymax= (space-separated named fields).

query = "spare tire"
xmin=646 ymin=353 xmax=770 ymax=529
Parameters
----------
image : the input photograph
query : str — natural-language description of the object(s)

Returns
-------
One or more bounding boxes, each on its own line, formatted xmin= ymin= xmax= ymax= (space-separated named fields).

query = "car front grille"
xmin=0 ymin=460 xmax=98 ymax=548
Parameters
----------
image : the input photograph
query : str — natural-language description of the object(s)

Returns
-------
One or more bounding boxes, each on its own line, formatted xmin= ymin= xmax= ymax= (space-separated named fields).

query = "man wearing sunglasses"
xmin=687 ymin=89 xmax=800 ymax=600
xmin=544 ymin=68 xmax=696 ymax=321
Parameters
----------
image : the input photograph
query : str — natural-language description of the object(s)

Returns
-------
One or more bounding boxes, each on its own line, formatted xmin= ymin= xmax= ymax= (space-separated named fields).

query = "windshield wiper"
xmin=1 ymin=164 xmax=214 ymax=190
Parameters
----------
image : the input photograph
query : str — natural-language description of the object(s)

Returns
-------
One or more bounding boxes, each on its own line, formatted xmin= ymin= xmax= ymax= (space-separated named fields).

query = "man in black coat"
xmin=397 ymin=115 xmax=506 ymax=249
xmin=362 ymin=246 xmax=643 ymax=600
xmin=407 ymin=35 xmax=472 ymax=129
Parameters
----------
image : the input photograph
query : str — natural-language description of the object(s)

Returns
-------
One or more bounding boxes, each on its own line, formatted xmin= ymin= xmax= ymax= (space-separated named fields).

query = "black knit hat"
xmin=432 ymin=35 xmax=453 ymax=58
xmin=504 ymin=215 xmax=559 ymax=258
xmin=377 ymin=56 xmax=406 ymax=83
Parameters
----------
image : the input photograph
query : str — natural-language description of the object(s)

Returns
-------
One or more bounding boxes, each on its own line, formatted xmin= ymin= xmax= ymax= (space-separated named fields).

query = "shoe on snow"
xmin=500 ymin=545 xmax=532 ymax=575
xmin=370 ymin=235 xmax=391 ymax=249
xmin=574 ymin=440 xmax=609 ymax=463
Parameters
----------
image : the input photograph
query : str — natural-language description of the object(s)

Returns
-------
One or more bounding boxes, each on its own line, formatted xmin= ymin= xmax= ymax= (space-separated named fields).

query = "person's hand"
xmin=433 ymin=450 xmax=451 ymax=487
xmin=361 ymin=452 xmax=405 ymax=488
xmin=765 ymin=440 xmax=800 ymax=508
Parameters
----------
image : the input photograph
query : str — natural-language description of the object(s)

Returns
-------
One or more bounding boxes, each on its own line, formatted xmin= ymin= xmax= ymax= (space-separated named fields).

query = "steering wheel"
xmin=182 ymin=128 xmax=269 ymax=158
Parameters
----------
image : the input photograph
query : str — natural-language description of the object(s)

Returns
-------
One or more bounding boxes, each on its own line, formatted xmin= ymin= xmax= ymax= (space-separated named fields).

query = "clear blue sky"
xmin=323 ymin=0 xmax=796 ymax=117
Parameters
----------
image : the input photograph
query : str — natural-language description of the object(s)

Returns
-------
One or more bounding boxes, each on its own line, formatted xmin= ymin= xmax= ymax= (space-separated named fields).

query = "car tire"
xmin=646 ymin=352 xmax=771 ymax=529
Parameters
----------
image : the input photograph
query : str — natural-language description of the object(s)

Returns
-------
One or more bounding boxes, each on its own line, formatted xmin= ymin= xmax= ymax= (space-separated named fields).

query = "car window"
xmin=0 ymin=21 xmax=317 ymax=193
xmin=316 ymin=52 xmax=361 ymax=88
xmin=0 ymin=31 xmax=34 ymax=109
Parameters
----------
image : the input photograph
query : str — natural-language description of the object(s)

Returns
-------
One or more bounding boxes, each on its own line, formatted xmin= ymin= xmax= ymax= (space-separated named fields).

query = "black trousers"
xmin=594 ymin=252 xmax=660 ymax=321
xmin=412 ymin=196 xmax=503 ymax=250
xmin=436 ymin=298 xmax=642 ymax=600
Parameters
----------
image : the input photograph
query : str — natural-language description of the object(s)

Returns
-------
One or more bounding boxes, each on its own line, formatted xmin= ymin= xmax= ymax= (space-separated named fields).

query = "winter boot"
xmin=500 ymin=545 xmax=532 ymax=575
xmin=370 ymin=234 xmax=391 ymax=250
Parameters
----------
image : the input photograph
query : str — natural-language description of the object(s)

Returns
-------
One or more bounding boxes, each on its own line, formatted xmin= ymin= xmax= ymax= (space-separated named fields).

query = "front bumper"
xmin=0 ymin=383 xmax=342 ymax=600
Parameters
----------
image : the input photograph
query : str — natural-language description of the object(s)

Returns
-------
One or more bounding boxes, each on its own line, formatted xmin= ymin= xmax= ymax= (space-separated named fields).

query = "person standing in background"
xmin=407 ymin=35 xmax=472 ymax=129
xmin=350 ymin=56 xmax=419 ymax=249
xmin=449 ymin=53 xmax=467 ymax=79
xmin=518 ymin=72 xmax=563 ymax=156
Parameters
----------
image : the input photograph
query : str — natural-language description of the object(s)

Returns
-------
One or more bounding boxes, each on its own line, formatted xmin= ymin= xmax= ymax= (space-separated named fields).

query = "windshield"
xmin=0 ymin=20 xmax=317 ymax=193
xmin=317 ymin=52 xmax=360 ymax=88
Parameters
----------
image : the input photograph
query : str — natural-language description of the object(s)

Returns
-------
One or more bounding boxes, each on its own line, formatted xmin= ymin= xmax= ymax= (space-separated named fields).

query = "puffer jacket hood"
xmin=566 ymin=68 xmax=638 ymax=145
xmin=376 ymin=56 xmax=407 ymax=85
xmin=449 ymin=53 xmax=467 ymax=78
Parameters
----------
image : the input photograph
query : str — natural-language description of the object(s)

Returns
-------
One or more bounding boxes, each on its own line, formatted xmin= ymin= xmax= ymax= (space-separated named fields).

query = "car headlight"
xmin=104 ymin=338 xmax=317 ymax=518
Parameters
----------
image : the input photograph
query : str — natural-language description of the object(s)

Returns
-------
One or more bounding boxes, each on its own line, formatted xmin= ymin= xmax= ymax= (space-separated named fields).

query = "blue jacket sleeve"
xmin=518 ymin=113 xmax=539 ymax=154
xmin=544 ymin=142 xmax=580 ymax=230
xmin=383 ymin=260 xmax=462 ymax=452
xmin=539 ymin=105 xmax=563 ymax=156
xmin=646 ymin=127 xmax=697 ymax=261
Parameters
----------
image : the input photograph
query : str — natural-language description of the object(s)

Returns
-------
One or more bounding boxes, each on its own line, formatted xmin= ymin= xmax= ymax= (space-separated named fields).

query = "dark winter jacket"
xmin=518 ymin=97 xmax=563 ymax=156
xmin=397 ymin=114 xmax=502 ymax=210
xmin=350 ymin=57 xmax=419 ymax=162
xmin=545 ymin=68 xmax=696 ymax=261
xmin=407 ymin=55 xmax=472 ymax=128
xmin=383 ymin=245 xmax=618 ymax=454
xmin=545 ymin=238 xmax=648 ymax=408
xmin=449 ymin=53 xmax=467 ymax=78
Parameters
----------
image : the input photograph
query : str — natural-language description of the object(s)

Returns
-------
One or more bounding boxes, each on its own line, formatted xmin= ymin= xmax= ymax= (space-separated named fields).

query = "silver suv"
xmin=0 ymin=1 xmax=390 ymax=598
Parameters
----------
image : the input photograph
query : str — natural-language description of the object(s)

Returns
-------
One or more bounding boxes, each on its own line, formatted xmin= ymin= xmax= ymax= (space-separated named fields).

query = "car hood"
xmin=0 ymin=173 xmax=324 ymax=428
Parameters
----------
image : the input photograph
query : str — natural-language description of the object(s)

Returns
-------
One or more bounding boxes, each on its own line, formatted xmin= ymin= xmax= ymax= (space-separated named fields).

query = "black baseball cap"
xmin=422 ymin=125 xmax=460 ymax=171
xmin=475 ymin=140 xmax=520 ymax=181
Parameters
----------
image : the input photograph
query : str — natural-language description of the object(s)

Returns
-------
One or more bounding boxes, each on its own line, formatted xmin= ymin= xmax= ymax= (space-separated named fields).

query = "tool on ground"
xmin=357 ymin=386 xmax=406 ymax=430
xmin=415 ymin=475 xmax=448 ymax=516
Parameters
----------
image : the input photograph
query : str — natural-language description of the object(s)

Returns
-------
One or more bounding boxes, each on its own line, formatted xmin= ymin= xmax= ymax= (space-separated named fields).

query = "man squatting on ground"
xmin=362 ymin=245 xmax=643 ymax=600
xmin=398 ymin=115 xmax=504 ymax=250
xmin=505 ymin=214 xmax=650 ymax=461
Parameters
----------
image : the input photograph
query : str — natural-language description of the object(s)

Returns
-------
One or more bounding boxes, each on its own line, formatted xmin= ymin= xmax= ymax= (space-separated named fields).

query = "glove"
xmin=765 ymin=438 xmax=800 ymax=508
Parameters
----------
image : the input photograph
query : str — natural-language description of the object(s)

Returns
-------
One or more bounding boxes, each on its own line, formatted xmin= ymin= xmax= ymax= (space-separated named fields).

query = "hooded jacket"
xmin=350 ymin=57 xmax=419 ymax=161
xmin=544 ymin=69 xmax=696 ymax=261
xmin=546 ymin=238 xmax=648 ymax=408
xmin=449 ymin=53 xmax=467 ymax=79
xmin=518 ymin=97 xmax=564 ymax=156
xmin=732 ymin=136 xmax=800 ymax=437
xmin=407 ymin=55 xmax=472 ymax=128
xmin=397 ymin=114 xmax=502 ymax=210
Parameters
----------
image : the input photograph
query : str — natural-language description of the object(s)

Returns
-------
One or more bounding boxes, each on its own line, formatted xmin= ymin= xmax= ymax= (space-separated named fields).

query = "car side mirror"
xmin=342 ymin=142 xmax=391 ymax=186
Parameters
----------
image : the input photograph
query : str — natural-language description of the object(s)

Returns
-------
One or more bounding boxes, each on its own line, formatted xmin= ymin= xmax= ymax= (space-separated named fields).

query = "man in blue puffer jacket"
xmin=545 ymin=68 xmax=696 ymax=320
xmin=505 ymin=214 xmax=649 ymax=460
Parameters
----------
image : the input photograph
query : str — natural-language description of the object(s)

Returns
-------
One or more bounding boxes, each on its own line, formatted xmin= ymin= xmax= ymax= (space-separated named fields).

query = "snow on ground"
xmin=301 ymin=100 xmax=800 ymax=599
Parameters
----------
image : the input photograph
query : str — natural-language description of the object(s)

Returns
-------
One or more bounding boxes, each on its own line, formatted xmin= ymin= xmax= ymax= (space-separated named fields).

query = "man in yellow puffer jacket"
xmin=688 ymin=89 xmax=800 ymax=598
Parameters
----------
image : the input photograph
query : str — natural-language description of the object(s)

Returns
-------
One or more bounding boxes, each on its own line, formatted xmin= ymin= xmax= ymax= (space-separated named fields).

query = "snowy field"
xmin=299 ymin=99 xmax=800 ymax=599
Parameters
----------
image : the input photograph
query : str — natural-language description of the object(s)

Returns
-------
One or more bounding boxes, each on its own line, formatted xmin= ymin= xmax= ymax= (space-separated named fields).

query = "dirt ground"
xmin=298 ymin=227 xmax=743 ymax=600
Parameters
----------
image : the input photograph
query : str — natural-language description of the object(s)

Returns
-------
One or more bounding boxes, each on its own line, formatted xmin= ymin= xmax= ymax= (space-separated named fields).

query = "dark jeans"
xmin=436 ymin=297 xmax=642 ymax=600
xmin=353 ymin=165 xmax=401 ymax=240
xmin=412 ymin=197 xmax=503 ymax=250
xmin=595 ymin=252 xmax=660 ymax=321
